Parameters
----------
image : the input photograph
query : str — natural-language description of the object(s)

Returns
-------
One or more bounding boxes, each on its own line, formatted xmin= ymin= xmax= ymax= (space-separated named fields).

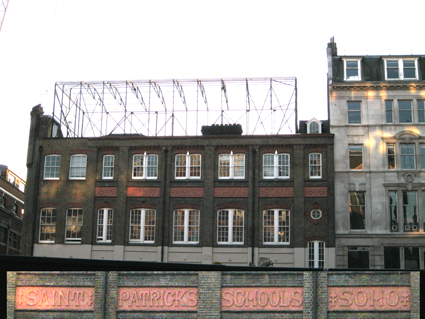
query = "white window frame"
xmin=307 ymin=119 xmax=322 ymax=134
xmin=65 ymin=208 xmax=83 ymax=243
xmin=263 ymin=151 xmax=290 ymax=179
xmin=173 ymin=209 xmax=200 ymax=244
xmin=308 ymin=241 xmax=325 ymax=268
xmin=217 ymin=209 xmax=244 ymax=244
xmin=132 ymin=152 xmax=158 ymax=179
xmin=311 ymin=209 xmax=322 ymax=220
xmin=129 ymin=209 xmax=156 ymax=243
xmin=39 ymin=208 xmax=57 ymax=243
xmin=175 ymin=152 xmax=201 ymax=179
xmin=44 ymin=155 xmax=61 ymax=180
xmin=263 ymin=209 xmax=290 ymax=245
xmin=344 ymin=59 xmax=361 ymax=81
xmin=384 ymin=58 xmax=418 ymax=80
xmin=309 ymin=153 xmax=322 ymax=179
xmin=69 ymin=154 xmax=87 ymax=180
xmin=102 ymin=155 xmax=114 ymax=180
xmin=218 ymin=151 xmax=245 ymax=179
xmin=97 ymin=208 xmax=113 ymax=242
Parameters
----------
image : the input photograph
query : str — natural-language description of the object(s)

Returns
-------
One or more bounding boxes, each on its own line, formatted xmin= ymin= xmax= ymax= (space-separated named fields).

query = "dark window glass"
xmin=349 ymin=192 xmax=365 ymax=230
xmin=400 ymin=144 xmax=415 ymax=169
xmin=384 ymin=247 xmax=400 ymax=269
xmin=386 ymin=60 xmax=399 ymax=79
xmin=347 ymin=101 xmax=361 ymax=124
xmin=348 ymin=248 xmax=369 ymax=268
xmin=399 ymin=101 xmax=412 ymax=123
xmin=403 ymin=191 xmax=418 ymax=232
xmin=404 ymin=247 xmax=419 ymax=269
xmin=8 ymin=232 xmax=18 ymax=249
xmin=389 ymin=191 xmax=398 ymax=232
xmin=385 ymin=101 xmax=393 ymax=123
xmin=418 ymin=101 xmax=425 ymax=123
xmin=420 ymin=145 xmax=425 ymax=169
xmin=403 ymin=60 xmax=416 ymax=79
xmin=0 ymin=227 xmax=6 ymax=244
xmin=387 ymin=144 xmax=395 ymax=169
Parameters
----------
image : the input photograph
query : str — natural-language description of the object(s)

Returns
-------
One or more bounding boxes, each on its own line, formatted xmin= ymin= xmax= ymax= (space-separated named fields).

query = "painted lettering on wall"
xmin=221 ymin=287 xmax=303 ymax=311
xmin=328 ymin=287 xmax=410 ymax=311
xmin=118 ymin=287 xmax=198 ymax=311
xmin=15 ymin=287 xmax=94 ymax=310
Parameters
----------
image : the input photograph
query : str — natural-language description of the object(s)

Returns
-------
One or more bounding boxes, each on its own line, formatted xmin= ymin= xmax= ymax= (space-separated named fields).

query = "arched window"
xmin=173 ymin=209 xmax=200 ymax=244
xmin=307 ymin=120 xmax=322 ymax=134
xmin=263 ymin=209 xmax=290 ymax=244
xmin=217 ymin=209 xmax=244 ymax=244
xmin=129 ymin=209 xmax=156 ymax=243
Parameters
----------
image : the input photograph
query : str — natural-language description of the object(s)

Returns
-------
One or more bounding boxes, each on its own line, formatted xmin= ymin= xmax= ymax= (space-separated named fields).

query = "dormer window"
xmin=384 ymin=58 xmax=418 ymax=80
xmin=344 ymin=59 xmax=361 ymax=81
xmin=307 ymin=119 xmax=322 ymax=134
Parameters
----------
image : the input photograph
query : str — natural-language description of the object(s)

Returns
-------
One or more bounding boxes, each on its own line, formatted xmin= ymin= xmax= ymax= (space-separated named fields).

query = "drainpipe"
xmin=30 ymin=145 xmax=43 ymax=256
xmin=161 ymin=147 xmax=168 ymax=262
xmin=251 ymin=147 xmax=257 ymax=266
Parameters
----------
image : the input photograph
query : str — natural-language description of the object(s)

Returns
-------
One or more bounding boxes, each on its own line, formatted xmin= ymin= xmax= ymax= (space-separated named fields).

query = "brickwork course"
xmin=7 ymin=270 xmax=420 ymax=318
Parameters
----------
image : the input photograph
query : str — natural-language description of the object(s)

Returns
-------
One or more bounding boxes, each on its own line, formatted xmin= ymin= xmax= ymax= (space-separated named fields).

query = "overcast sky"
xmin=1 ymin=0 xmax=425 ymax=179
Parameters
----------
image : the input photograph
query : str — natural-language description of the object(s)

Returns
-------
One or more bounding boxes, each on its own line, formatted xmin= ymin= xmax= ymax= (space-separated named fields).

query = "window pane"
xmin=347 ymin=102 xmax=361 ymax=124
xmin=175 ymin=155 xmax=186 ymax=178
xmin=404 ymin=247 xmax=419 ymax=269
xmin=349 ymin=145 xmax=363 ymax=170
xmin=309 ymin=121 xmax=319 ymax=133
xmin=103 ymin=155 xmax=114 ymax=178
xmin=147 ymin=155 xmax=158 ymax=178
xmin=44 ymin=155 xmax=61 ymax=179
xmin=389 ymin=191 xmax=398 ymax=232
xmin=387 ymin=144 xmax=395 ymax=169
xmin=217 ymin=210 xmax=229 ymax=243
xmin=384 ymin=247 xmax=400 ymax=269
xmin=386 ymin=60 xmax=399 ymax=79
xmin=403 ymin=60 xmax=416 ymax=79
xmin=348 ymin=249 xmax=369 ymax=268
xmin=418 ymin=101 xmax=425 ymax=123
xmin=278 ymin=154 xmax=289 ymax=177
xmin=399 ymin=101 xmax=412 ymax=123
xmin=420 ymin=145 xmax=425 ymax=169
xmin=190 ymin=154 xmax=201 ymax=177
xmin=385 ymin=101 xmax=393 ymax=123
xmin=403 ymin=191 xmax=418 ymax=232
xmin=173 ymin=210 xmax=185 ymax=242
xmin=349 ymin=192 xmax=365 ymax=230
xmin=219 ymin=154 xmax=230 ymax=177
xmin=70 ymin=155 xmax=87 ymax=179
xmin=400 ymin=144 xmax=415 ymax=169
xmin=133 ymin=155 xmax=144 ymax=178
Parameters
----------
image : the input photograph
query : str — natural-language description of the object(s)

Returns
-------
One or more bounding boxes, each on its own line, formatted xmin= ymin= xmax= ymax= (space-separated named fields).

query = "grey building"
xmin=328 ymin=37 xmax=425 ymax=269
xmin=21 ymin=105 xmax=335 ymax=267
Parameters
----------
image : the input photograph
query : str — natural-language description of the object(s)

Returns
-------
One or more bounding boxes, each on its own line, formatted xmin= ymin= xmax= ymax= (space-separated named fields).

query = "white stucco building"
xmin=328 ymin=38 xmax=425 ymax=269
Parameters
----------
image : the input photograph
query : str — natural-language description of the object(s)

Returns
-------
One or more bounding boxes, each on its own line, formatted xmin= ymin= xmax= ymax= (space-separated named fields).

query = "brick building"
xmin=21 ymin=105 xmax=335 ymax=267
xmin=0 ymin=164 xmax=25 ymax=255
xmin=328 ymin=37 xmax=425 ymax=268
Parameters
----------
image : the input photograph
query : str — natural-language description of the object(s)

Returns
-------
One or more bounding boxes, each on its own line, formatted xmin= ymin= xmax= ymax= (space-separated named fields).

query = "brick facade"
xmin=7 ymin=270 xmax=420 ymax=318
xmin=22 ymin=107 xmax=335 ymax=267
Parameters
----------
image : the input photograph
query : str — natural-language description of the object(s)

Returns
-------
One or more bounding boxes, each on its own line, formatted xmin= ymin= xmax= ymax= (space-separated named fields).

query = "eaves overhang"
xmin=330 ymin=81 xmax=425 ymax=91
